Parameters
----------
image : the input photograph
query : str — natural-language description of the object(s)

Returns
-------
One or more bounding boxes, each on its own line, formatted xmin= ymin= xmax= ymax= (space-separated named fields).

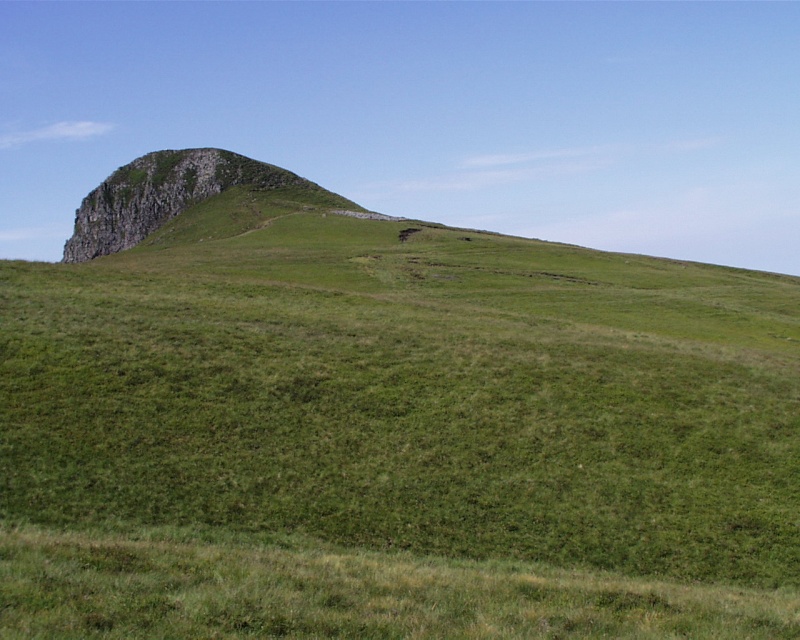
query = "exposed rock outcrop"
xmin=62 ymin=148 xmax=314 ymax=263
xmin=330 ymin=209 xmax=407 ymax=222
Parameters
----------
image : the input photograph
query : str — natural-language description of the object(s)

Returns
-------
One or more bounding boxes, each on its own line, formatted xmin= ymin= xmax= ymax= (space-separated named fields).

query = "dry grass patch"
xmin=2 ymin=525 xmax=799 ymax=638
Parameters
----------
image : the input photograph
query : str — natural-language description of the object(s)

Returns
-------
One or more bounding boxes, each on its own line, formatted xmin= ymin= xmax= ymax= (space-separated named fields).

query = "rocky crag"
xmin=62 ymin=148 xmax=317 ymax=263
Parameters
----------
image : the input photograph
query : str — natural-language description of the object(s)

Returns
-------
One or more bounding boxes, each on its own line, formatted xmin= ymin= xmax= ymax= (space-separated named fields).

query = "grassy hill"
xmin=2 ymin=183 xmax=800 ymax=636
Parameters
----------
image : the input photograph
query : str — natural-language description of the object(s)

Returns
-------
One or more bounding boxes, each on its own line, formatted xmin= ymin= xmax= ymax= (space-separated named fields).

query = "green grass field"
xmin=3 ymin=185 xmax=800 ymax=636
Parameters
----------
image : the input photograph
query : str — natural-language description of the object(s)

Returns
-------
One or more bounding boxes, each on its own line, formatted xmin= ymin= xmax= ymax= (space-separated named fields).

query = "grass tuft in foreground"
xmin=2 ymin=523 xmax=799 ymax=639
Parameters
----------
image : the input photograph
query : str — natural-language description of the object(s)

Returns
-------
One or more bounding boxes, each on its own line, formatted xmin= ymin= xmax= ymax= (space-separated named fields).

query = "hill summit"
xmin=62 ymin=148 xmax=326 ymax=263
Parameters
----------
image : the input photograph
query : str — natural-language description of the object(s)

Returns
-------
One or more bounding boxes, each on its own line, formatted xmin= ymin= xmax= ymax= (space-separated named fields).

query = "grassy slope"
xmin=3 ymin=186 xmax=800 ymax=635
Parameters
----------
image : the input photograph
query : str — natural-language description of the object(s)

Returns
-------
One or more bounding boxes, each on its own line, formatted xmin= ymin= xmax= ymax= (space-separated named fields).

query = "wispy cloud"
xmin=660 ymin=136 xmax=725 ymax=152
xmin=378 ymin=146 xmax=617 ymax=195
xmin=392 ymin=159 xmax=612 ymax=194
xmin=0 ymin=121 xmax=115 ymax=149
xmin=463 ymin=138 xmax=719 ymax=171
xmin=359 ymin=137 xmax=722 ymax=200
xmin=461 ymin=146 xmax=611 ymax=169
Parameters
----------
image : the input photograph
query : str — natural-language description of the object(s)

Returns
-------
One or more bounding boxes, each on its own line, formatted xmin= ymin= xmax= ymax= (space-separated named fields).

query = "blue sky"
xmin=2 ymin=2 xmax=800 ymax=276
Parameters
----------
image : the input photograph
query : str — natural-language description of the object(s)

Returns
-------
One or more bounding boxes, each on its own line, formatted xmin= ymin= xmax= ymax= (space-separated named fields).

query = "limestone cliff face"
xmin=62 ymin=148 xmax=313 ymax=263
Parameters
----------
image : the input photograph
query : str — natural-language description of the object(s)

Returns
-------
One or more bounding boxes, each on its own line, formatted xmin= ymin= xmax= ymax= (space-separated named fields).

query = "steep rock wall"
xmin=62 ymin=148 xmax=311 ymax=263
